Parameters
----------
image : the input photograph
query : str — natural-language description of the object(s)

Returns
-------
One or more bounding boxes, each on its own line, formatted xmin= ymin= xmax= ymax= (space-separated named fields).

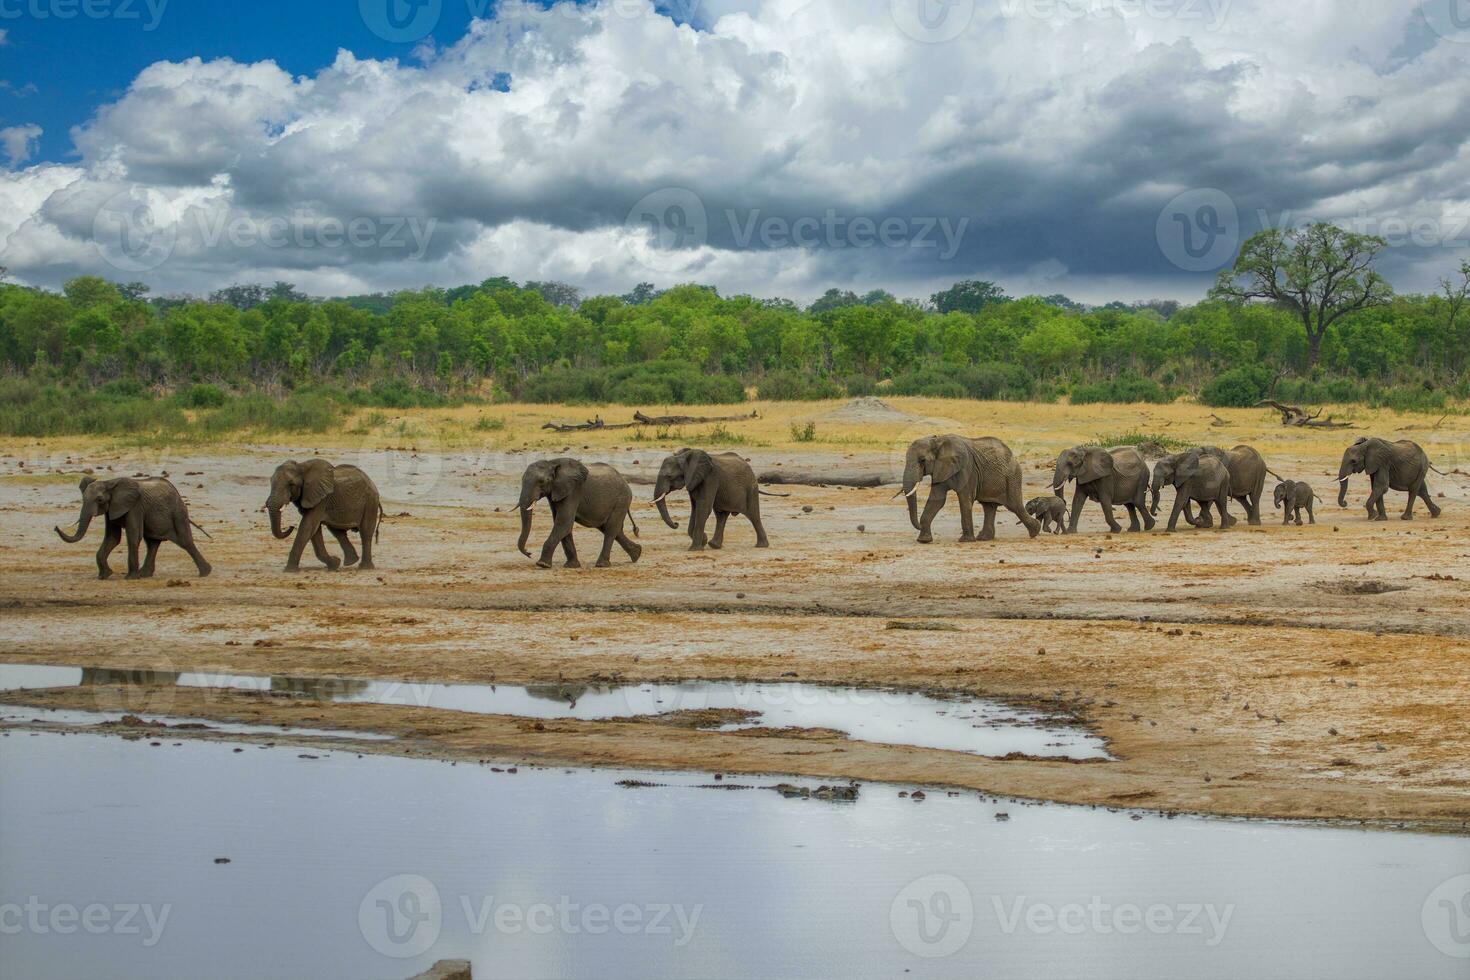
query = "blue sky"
xmin=1 ymin=1 xmax=1466 ymax=303
xmin=2 ymin=1 xmax=501 ymax=164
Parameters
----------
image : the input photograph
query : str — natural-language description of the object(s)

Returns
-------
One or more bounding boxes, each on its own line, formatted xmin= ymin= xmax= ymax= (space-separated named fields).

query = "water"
xmin=1 ymin=732 xmax=1464 ymax=980
xmin=0 ymin=664 xmax=1108 ymax=760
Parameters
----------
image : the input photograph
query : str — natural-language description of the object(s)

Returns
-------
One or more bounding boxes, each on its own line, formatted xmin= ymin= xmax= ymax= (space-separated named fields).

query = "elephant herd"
xmin=50 ymin=437 xmax=1445 ymax=578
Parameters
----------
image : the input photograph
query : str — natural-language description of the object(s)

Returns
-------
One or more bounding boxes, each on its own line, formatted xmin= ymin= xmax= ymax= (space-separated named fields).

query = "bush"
xmin=521 ymin=362 xmax=746 ymax=405
xmin=842 ymin=374 xmax=877 ymax=397
xmin=888 ymin=364 xmax=1035 ymax=401
xmin=196 ymin=392 xmax=342 ymax=435
xmin=1071 ymin=375 xmax=1173 ymax=405
xmin=757 ymin=371 xmax=844 ymax=401
xmin=790 ymin=421 xmax=817 ymax=442
xmin=1200 ymin=365 xmax=1274 ymax=407
xmin=177 ymin=383 xmax=228 ymax=409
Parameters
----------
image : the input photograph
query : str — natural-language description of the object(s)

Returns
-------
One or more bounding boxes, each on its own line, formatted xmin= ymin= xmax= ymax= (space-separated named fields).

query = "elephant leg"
xmin=1401 ymin=489 xmax=1417 ymax=521
xmin=1099 ymin=492 xmax=1122 ymax=534
xmin=1295 ymin=505 xmax=1305 ymax=527
xmin=172 ymin=517 xmax=212 ymax=577
xmin=1419 ymin=481 xmax=1441 ymax=518
xmin=539 ymin=501 xmax=579 ymax=569
xmin=746 ymin=490 xmax=770 ymax=548
xmin=688 ymin=494 xmax=714 ymax=551
xmin=330 ymin=528 xmax=360 ymax=567
xmin=616 ymin=530 xmax=642 ymax=563
xmin=917 ymin=487 xmax=948 ymax=544
xmin=1248 ymin=492 xmax=1263 ymax=526
xmin=96 ymin=520 xmax=122 ymax=579
xmin=309 ymin=528 xmax=342 ymax=571
xmin=957 ymin=488 xmax=976 ymax=542
xmin=123 ymin=515 xmax=143 ymax=579
xmin=1196 ymin=502 xmax=1215 ymax=528
xmin=978 ymin=503 xmax=998 ymax=542
xmin=1217 ymin=491 xmax=1236 ymax=529
xmin=1166 ymin=494 xmax=1188 ymax=532
xmin=1307 ymin=501 xmax=1316 ymax=524
xmin=141 ymin=538 xmax=161 ymax=578
xmin=1137 ymin=488 xmax=1156 ymax=531
xmin=560 ymin=533 xmax=582 ymax=569
xmin=285 ymin=511 xmax=324 ymax=572
xmin=1009 ymin=499 xmax=1040 ymax=539
xmin=710 ymin=511 xmax=729 ymax=550
xmin=1067 ymin=491 xmax=1087 ymax=534
xmin=595 ymin=526 xmax=618 ymax=568
xmin=358 ymin=508 xmax=378 ymax=571
xmin=1124 ymin=503 xmax=1142 ymax=533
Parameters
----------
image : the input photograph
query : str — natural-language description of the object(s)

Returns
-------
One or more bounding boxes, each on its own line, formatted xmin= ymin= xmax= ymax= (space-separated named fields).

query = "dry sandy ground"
xmin=2 ymin=398 xmax=1468 ymax=831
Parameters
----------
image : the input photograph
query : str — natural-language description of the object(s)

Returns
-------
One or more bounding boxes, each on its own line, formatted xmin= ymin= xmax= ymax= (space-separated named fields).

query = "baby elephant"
xmin=517 ymin=458 xmax=641 ymax=569
xmin=1274 ymin=480 xmax=1320 ymax=526
xmin=55 ymin=476 xmax=212 ymax=579
xmin=1025 ymin=495 xmax=1068 ymax=535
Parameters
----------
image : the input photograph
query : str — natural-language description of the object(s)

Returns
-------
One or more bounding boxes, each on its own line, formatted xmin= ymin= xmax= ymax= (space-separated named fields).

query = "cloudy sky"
xmin=1 ymin=0 xmax=1468 ymax=304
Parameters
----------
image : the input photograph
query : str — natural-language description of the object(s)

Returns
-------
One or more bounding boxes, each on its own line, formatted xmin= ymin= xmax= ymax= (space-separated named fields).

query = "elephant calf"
xmin=55 ymin=476 xmax=212 ymax=579
xmin=653 ymin=448 xmax=778 ymax=551
xmin=518 ymin=458 xmax=642 ymax=568
xmin=1274 ymin=481 xmax=1319 ymax=526
xmin=266 ymin=460 xmax=383 ymax=572
xmin=1025 ymin=496 xmax=1068 ymax=535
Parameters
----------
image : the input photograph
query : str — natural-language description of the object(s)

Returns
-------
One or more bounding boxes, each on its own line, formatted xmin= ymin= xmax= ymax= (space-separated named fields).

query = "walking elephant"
xmin=653 ymin=449 xmax=776 ymax=551
xmin=55 ymin=476 xmax=212 ymax=579
xmin=1025 ymin=495 xmax=1068 ymax=535
xmin=266 ymin=460 xmax=383 ymax=572
xmin=1150 ymin=445 xmax=1270 ymax=527
xmin=1052 ymin=446 xmax=1154 ymax=533
xmin=1163 ymin=450 xmax=1236 ymax=532
xmin=900 ymin=435 xmax=1041 ymax=543
xmin=1336 ymin=438 xmax=1442 ymax=521
xmin=517 ymin=458 xmax=642 ymax=569
xmin=1274 ymin=480 xmax=1319 ymax=526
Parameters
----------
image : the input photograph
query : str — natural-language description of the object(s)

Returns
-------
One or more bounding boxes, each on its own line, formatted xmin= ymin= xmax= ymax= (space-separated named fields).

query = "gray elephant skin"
xmin=653 ymin=449 xmax=774 ymax=551
xmin=1052 ymin=446 xmax=1154 ymax=533
xmin=1025 ymin=495 xmax=1068 ymax=535
xmin=1336 ymin=437 xmax=1442 ymax=521
xmin=518 ymin=458 xmax=642 ymax=568
xmin=1160 ymin=450 xmax=1236 ymax=531
xmin=901 ymin=435 xmax=1041 ymax=542
xmin=55 ymin=476 xmax=212 ymax=579
xmin=267 ymin=460 xmax=383 ymax=572
xmin=1150 ymin=445 xmax=1269 ymax=527
xmin=1274 ymin=480 xmax=1319 ymax=525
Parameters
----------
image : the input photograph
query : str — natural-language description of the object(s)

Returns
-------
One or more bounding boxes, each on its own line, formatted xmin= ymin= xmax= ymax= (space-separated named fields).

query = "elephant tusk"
xmin=651 ymin=493 xmax=670 ymax=506
xmin=903 ymin=486 xmax=920 ymax=498
xmin=1338 ymin=476 xmax=1350 ymax=484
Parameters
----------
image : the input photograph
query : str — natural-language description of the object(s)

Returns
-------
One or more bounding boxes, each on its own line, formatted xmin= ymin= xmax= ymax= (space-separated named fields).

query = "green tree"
xmin=931 ymin=280 xmax=1009 ymax=314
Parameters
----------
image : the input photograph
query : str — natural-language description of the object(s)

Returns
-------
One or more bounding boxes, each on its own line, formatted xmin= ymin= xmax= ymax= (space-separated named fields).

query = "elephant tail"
xmin=1429 ymin=463 xmax=1449 ymax=477
xmin=1265 ymin=467 xmax=1287 ymax=483
xmin=376 ymin=502 xmax=385 ymax=543
xmin=189 ymin=519 xmax=214 ymax=540
xmin=758 ymin=489 xmax=792 ymax=497
xmin=628 ymin=511 xmax=641 ymax=538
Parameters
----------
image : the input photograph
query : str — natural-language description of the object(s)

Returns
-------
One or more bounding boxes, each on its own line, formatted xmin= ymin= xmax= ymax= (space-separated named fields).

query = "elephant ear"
xmin=1078 ymin=448 xmax=1115 ymax=485
xmin=684 ymin=451 xmax=715 ymax=493
xmin=550 ymin=459 xmax=590 ymax=502
xmin=300 ymin=460 xmax=337 ymax=510
xmin=106 ymin=479 xmax=142 ymax=520
xmin=1363 ymin=439 xmax=1393 ymax=474
xmin=79 ymin=476 xmax=97 ymax=493
xmin=930 ymin=438 xmax=966 ymax=486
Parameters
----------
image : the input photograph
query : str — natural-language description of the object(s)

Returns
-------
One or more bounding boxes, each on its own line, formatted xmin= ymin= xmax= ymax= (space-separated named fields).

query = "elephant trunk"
xmin=516 ymin=484 xmax=537 ymax=558
xmin=901 ymin=458 xmax=923 ymax=530
xmin=1337 ymin=460 xmax=1352 ymax=507
xmin=1051 ymin=462 xmax=1069 ymax=498
xmin=1149 ymin=472 xmax=1164 ymax=515
xmin=654 ymin=474 xmax=680 ymax=530
xmin=268 ymin=505 xmax=294 ymax=540
xmin=55 ymin=501 xmax=94 ymax=543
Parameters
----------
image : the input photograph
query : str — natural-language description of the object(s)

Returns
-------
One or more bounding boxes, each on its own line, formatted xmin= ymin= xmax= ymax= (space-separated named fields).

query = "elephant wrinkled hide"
xmin=518 ymin=458 xmax=642 ymax=569
xmin=902 ymin=435 xmax=1041 ymax=543
xmin=1052 ymin=445 xmax=1154 ymax=534
xmin=1336 ymin=437 xmax=1441 ymax=521
xmin=55 ymin=476 xmax=212 ymax=580
xmin=654 ymin=449 xmax=771 ymax=551
xmin=1274 ymin=480 xmax=1319 ymax=526
xmin=266 ymin=460 xmax=383 ymax=573
xmin=1025 ymin=495 xmax=1068 ymax=535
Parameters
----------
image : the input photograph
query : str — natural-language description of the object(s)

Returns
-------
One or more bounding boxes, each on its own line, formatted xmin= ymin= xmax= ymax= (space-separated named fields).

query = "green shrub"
xmin=790 ymin=421 xmax=817 ymax=442
xmin=1071 ymin=375 xmax=1173 ymax=405
xmin=521 ymin=362 xmax=746 ymax=406
xmin=1200 ymin=365 xmax=1274 ymax=407
xmin=757 ymin=371 xmax=844 ymax=401
xmin=177 ymin=383 xmax=228 ymax=409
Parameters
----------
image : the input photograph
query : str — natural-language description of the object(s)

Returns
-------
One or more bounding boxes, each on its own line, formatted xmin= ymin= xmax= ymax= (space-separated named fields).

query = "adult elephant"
xmin=1052 ymin=445 xmax=1154 ymax=533
xmin=55 ymin=476 xmax=212 ymax=579
xmin=1150 ymin=445 xmax=1271 ymax=527
xmin=1163 ymin=450 xmax=1236 ymax=532
xmin=653 ymin=449 xmax=775 ymax=551
xmin=1336 ymin=437 xmax=1442 ymax=521
xmin=517 ymin=458 xmax=642 ymax=569
xmin=900 ymin=435 xmax=1041 ymax=543
xmin=266 ymin=460 xmax=383 ymax=572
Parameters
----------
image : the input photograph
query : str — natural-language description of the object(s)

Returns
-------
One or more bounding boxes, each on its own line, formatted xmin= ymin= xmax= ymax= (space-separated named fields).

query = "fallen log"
xmin=1255 ymin=400 xmax=1357 ymax=429
xmin=542 ymin=410 xmax=761 ymax=433
xmin=757 ymin=469 xmax=888 ymax=488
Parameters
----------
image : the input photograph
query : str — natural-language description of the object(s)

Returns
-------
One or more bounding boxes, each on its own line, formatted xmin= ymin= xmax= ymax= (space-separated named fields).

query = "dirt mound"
xmin=1314 ymin=579 xmax=1410 ymax=596
xmin=820 ymin=397 xmax=921 ymax=425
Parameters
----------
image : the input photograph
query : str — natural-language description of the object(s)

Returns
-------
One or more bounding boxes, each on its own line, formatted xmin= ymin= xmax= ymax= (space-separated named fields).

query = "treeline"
xmin=2 ymin=270 xmax=1468 ymax=435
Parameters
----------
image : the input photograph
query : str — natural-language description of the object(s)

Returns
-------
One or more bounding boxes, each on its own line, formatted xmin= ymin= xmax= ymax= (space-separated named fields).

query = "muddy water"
xmin=1 ymin=665 xmax=1109 ymax=759
xmin=2 ymin=733 xmax=1464 ymax=980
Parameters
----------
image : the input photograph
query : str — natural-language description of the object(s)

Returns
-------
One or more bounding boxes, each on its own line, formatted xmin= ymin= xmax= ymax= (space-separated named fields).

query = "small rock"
xmin=214 ymin=857 xmax=231 ymax=865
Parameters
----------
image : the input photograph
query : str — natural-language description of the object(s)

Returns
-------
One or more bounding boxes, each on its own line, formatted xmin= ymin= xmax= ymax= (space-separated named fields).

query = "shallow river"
xmin=2 ymin=732 xmax=1466 ymax=979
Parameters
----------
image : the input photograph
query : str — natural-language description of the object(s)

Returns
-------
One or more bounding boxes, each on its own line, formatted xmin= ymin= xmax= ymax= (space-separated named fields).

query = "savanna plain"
xmin=2 ymin=397 xmax=1468 ymax=832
